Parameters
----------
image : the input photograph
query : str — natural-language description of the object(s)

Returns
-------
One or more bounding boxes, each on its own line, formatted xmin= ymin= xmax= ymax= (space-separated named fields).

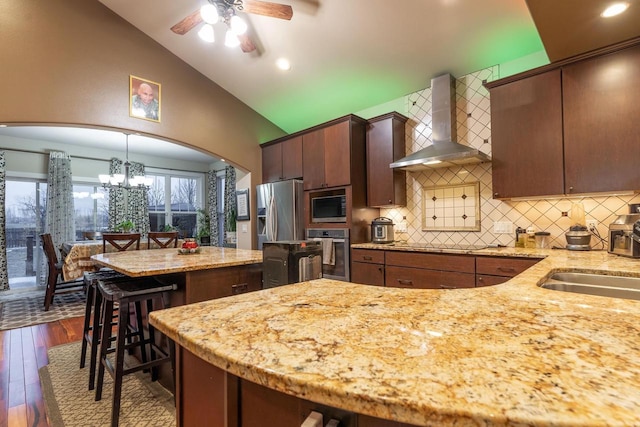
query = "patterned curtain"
xmin=223 ymin=166 xmax=236 ymax=245
xmin=207 ymin=170 xmax=219 ymax=246
xmin=0 ymin=151 xmax=8 ymax=291
xmin=107 ymin=159 xmax=150 ymax=234
xmin=45 ymin=152 xmax=76 ymax=259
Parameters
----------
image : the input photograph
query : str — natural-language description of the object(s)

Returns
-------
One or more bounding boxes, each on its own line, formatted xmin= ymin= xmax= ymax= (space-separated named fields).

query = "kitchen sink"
xmin=540 ymin=272 xmax=640 ymax=301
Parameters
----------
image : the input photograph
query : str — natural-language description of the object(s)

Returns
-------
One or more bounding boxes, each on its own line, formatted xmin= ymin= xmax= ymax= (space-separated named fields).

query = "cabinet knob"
xmin=494 ymin=192 xmax=499 ymax=197
xmin=569 ymin=186 xmax=574 ymax=192
xmin=388 ymin=199 xmax=392 ymax=204
xmin=397 ymin=279 xmax=413 ymax=286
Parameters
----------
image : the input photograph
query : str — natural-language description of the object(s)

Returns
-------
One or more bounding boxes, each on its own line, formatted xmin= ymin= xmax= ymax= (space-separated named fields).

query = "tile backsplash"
xmin=381 ymin=67 xmax=640 ymax=248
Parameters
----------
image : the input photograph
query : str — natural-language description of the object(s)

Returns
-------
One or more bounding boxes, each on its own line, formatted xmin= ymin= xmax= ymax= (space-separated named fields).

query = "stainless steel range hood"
xmin=390 ymin=74 xmax=491 ymax=171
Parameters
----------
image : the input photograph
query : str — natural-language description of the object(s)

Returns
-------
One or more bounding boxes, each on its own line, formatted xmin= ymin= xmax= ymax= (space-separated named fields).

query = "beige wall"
xmin=0 ymin=0 xmax=285 ymax=178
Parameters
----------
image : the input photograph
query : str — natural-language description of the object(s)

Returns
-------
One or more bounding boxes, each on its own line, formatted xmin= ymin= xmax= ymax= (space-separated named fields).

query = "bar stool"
xmin=95 ymin=277 xmax=177 ymax=427
xmin=79 ymin=233 xmax=141 ymax=390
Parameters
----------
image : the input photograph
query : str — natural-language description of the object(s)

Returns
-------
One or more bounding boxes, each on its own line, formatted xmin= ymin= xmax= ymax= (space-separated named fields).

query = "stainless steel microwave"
xmin=311 ymin=194 xmax=347 ymax=223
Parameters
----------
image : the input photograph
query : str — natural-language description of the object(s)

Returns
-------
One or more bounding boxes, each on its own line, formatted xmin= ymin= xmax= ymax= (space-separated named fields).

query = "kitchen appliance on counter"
xmin=608 ymin=214 xmax=640 ymax=257
xmin=565 ymin=225 xmax=592 ymax=251
xmin=262 ymin=241 xmax=323 ymax=288
xmin=371 ymin=217 xmax=394 ymax=244
xmin=256 ymin=179 xmax=304 ymax=250
xmin=306 ymin=228 xmax=350 ymax=281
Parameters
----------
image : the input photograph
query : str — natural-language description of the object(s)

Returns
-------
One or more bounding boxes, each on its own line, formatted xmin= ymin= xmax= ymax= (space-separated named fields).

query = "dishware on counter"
xmin=608 ymin=214 xmax=640 ymax=257
xmin=370 ymin=217 xmax=394 ymax=244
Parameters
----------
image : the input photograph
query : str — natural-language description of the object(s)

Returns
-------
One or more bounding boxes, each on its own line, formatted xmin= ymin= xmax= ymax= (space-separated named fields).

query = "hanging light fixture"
xmin=98 ymin=133 xmax=153 ymax=190
xmin=197 ymin=0 xmax=248 ymax=47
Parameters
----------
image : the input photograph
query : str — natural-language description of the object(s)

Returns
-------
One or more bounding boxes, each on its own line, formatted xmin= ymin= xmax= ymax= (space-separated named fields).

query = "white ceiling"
xmin=97 ymin=0 xmax=546 ymax=134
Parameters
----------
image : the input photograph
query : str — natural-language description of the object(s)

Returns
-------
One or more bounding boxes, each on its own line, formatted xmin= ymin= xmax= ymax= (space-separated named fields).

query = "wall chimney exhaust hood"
xmin=390 ymin=74 xmax=491 ymax=171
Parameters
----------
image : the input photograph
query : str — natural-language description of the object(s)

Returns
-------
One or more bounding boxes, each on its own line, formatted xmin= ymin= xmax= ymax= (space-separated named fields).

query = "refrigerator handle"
xmin=271 ymin=195 xmax=278 ymax=240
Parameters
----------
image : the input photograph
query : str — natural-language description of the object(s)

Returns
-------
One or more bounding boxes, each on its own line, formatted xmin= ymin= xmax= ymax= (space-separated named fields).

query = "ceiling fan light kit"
xmin=172 ymin=0 xmax=293 ymax=53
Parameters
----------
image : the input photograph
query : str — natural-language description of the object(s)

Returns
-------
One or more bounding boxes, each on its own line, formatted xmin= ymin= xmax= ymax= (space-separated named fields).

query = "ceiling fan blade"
xmin=238 ymin=33 xmax=257 ymax=53
xmin=170 ymin=9 xmax=203 ymax=35
xmin=241 ymin=0 xmax=293 ymax=20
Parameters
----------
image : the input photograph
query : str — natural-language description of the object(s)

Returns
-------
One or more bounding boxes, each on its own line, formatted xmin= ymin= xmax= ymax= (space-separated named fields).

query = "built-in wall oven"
xmin=306 ymin=228 xmax=350 ymax=281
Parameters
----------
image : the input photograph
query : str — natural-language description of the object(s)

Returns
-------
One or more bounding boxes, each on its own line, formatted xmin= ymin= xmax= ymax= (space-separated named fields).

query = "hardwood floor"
xmin=0 ymin=316 xmax=84 ymax=427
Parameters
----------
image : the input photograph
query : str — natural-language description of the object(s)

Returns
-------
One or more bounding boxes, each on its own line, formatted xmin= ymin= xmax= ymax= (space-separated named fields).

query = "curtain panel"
xmin=0 ymin=151 xmax=8 ymax=291
xmin=107 ymin=159 xmax=150 ymax=234
xmin=207 ymin=170 xmax=219 ymax=246
xmin=45 ymin=151 xmax=76 ymax=257
xmin=223 ymin=166 xmax=236 ymax=245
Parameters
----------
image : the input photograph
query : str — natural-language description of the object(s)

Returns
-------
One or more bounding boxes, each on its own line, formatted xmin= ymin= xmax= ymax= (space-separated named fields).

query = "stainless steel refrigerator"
xmin=256 ymin=179 xmax=304 ymax=250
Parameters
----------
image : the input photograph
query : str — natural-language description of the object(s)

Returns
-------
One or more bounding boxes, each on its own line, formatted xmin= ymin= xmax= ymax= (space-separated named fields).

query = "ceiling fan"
xmin=171 ymin=0 xmax=293 ymax=53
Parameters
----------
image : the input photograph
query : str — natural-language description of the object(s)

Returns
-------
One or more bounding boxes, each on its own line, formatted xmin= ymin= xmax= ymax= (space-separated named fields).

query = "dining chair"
xmin=102 ymin=233 xmax=141 ymax=252
xmin=83 ymin=231 xmax=103 ymax=240
xmin=40 ymin=233 xmax=85 ymax=311
xmin=147 ymin=231 xmax=179 ymax=249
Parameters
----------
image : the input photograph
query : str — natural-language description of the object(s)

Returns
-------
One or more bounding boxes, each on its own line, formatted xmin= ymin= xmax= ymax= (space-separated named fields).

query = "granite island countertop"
xmin=149 ymin=249 xmax=640 ymax=426
xmin=91 ymin=246 xmax=263 ymax=277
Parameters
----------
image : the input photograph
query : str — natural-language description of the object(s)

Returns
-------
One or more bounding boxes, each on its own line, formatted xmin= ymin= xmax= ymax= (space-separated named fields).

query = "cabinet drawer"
xmin=351 ymin=262 xmax=385 ymax=286
xmin=476 ymin=256 xmax=540 ymax=277
xmin=386 ymin=266 xmax=475 ymax=289
xmin=476 ymin=275 xmax=509 ymax=287
xmin=351 ymin=249 xmax=385 ymax=264
xmin=385 ymin=251 xmax=475 ymax=274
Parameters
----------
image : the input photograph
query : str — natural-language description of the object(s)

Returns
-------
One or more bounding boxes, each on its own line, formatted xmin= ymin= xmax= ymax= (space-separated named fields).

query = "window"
xmin=72 ymin=184 xmax=108 ymax=239
xmin=147 ymin=171 xmax=203 ymax=237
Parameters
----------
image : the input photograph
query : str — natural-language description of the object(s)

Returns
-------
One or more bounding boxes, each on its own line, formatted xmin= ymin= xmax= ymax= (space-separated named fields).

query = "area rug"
xmin=39 ymin=342 xmax=175 ymax=427
xmin=0 ymin=292 xmax=86 ymax=330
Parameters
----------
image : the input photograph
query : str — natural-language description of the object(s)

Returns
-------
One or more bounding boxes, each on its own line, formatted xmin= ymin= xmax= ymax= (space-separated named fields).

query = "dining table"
xmin=90 ymin=246 xmax=264 ymax=305
xmin=61 ymin=240 xmax=155 ymax=280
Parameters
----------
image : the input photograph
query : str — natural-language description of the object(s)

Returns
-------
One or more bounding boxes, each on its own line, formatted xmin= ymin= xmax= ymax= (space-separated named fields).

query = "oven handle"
xmin=331 ymin=239 xmax=346 ymax=243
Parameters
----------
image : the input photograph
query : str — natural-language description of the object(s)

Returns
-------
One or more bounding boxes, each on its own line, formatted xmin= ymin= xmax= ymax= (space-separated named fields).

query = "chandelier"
xmin=98 ymin=133 xmax=152 ymax=190
xmin=197 ymin=1 xmax=248 ymax=47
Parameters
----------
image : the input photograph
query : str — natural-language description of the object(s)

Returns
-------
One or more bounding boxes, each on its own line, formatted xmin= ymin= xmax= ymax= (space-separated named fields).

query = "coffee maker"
xmin=608 ymin=214 xmax=640 ymax=257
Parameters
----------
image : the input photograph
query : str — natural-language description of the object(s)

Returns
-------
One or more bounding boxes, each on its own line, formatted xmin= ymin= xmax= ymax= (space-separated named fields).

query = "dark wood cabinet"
xmin=261 ymin=135 xmax=303 ymax=183
xmin=385 ymin=251 xmax=475 ymax=289
xmin=489 ymin=70 xmax=564 ymax=199
xmin=303 ymin=120 xmax=352 ymax=190
xmin=351 ymin=249 xmax=385 ymax=286
xmin=562 ymin=43 xmax=640 ymax=194
xmin=488 ymin=40 xmax=640 ymax=198
xmin=366 ymin=112 xmax=408 ymax=207
xmin=475 ymin=256 xmax=540 ymax=287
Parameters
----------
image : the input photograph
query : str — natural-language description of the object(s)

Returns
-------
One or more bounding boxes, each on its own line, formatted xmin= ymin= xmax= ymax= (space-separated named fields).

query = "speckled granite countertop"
xmin=149 ymin=249 xmax=640 ymax=426
xmin=91 ymin=246 xmax=263 ymax=277
xmin=352 ymin=242 xmax=559 ymax=258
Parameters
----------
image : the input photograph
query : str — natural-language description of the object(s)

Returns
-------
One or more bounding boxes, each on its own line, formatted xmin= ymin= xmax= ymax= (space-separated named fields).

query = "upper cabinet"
xmin=261 ymin=135 xmax=303 ymax=183
xmin=489 ymin=70 xmax=564 ymax=199
xmin=302 ymin=116 xmax=367 ymax=191
xmin=487 ymin=39 xmax=640 ymax=199
xmin=366 ymin=112 xmax=408 ymax=207
xmin=562 ymin=44 xmax=640 ymax=194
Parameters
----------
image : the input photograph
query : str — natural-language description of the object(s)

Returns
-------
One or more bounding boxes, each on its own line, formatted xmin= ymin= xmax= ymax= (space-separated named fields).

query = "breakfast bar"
xmin=149 ymin=248 xmax=640 ymax=426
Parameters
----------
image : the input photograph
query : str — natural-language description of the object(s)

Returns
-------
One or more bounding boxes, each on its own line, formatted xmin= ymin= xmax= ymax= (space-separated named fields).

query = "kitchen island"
xmin=149 ymin=248 xmax=640 ymax=426
xmin=91 ymin=246 xmax=264 ymax=305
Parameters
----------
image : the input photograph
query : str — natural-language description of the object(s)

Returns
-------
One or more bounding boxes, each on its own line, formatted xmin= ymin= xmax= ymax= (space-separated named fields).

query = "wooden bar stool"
xmin=80 ymin=232 xmax=141 ymax=390
xmin=95 ymin=277 xmax=177 ymax=427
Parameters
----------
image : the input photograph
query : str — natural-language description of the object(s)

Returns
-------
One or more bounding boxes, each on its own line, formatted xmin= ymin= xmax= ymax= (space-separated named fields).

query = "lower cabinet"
xmin=179 ymin=348 xmax=418 ymax=427
xmin=475 ymin=256 xmax=540 ymax=287
xmin=351 ymin=249 xmax=541 ymax=288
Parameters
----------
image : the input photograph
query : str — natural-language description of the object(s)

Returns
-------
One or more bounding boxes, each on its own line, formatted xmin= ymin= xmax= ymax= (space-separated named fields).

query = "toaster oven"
xmin=608 ymin=214 xmax=640 ymax=257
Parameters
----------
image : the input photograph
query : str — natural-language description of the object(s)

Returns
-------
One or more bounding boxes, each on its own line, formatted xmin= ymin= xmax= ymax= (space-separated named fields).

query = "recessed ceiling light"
xmin=601 ymin=2 xmax=629 ymax=17
xmin=276 ymin=58 xmax=291 ymax=71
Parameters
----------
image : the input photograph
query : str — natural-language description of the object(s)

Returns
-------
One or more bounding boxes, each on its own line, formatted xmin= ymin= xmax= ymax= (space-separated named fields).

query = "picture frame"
xmin=129 ymin=75 xmax=161 ymax=123
xmin=236 ymin=189 xmax=250 ymax=221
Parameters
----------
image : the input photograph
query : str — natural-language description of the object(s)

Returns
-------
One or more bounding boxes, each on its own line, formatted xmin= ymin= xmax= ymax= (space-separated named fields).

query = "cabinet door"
xmin=563 ymin=44 xmax=640 ymax=194
xmin=489 ymin=70 xmax=564 ymax=198
xmin=367 ymin=115 xmax=406 ymax=207
xmin=261 ymin=143 xmax=283 ymax=183
xmin=351 ymin=262 xmax=385 ymax=286
xmin=281 ymin=136 xmax=303 ymax=180
xmin=302 ymin=128 xmax=326 ymax=190
xmin=323 ymin=120 xmax=352 ymax=188
xmin=476 ymin=257 xmax=540 ymax=277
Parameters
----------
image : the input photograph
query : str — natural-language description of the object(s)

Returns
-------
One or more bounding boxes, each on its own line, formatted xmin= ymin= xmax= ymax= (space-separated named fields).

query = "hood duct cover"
xmin=390 ymin=74 xmax=491 ymax=171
